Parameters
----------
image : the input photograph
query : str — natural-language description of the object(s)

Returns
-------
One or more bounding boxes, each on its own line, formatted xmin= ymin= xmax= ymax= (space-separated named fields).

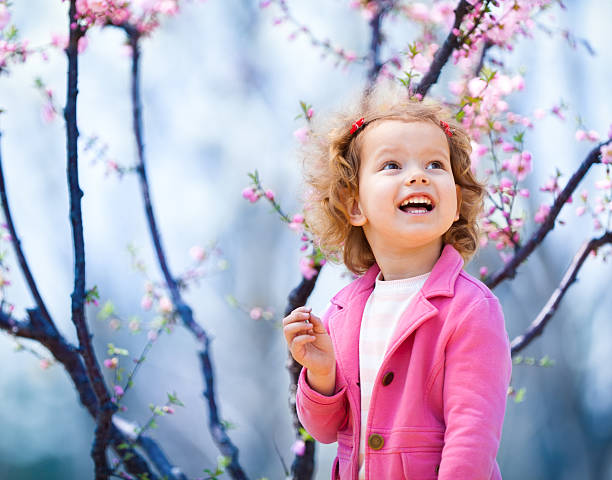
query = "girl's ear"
xmin=348 ymin=197 xmax=367 ymax=226
xmin=454 ymin=184 xmax=462 ymax=221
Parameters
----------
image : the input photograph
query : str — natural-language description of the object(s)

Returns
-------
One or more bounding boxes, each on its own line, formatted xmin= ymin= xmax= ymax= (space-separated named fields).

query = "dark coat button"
xmin=381 ymin=371 xmax=394 ymax=386
xmin=368 ymin=433 xmax=384 ymax=450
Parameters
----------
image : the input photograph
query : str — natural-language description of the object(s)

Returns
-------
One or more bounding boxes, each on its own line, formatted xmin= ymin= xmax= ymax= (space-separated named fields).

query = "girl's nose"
xmin=406 ymin=171 xmax=430 ymax=185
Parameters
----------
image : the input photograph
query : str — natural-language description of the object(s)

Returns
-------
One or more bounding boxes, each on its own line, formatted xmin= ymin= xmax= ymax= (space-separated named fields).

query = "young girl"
xmin=282 ymin=84 xmax=512 ymax=480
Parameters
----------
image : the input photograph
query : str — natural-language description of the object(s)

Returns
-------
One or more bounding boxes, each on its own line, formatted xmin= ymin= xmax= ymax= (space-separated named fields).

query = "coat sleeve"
xmin=438 ymin=296 xmax=512 ymax=479
xmin=295 ymin=304 xmax=350 ymax=444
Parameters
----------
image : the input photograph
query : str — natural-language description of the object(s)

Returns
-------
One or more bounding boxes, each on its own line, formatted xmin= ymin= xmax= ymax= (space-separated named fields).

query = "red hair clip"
xmin=440 ymin=120 xmax=453 ymax=137
xmin=350 ymin=117 xmax=365 ymax=135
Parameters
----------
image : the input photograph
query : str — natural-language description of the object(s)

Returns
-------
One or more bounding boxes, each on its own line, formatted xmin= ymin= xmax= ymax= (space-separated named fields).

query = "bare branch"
xmin=366 ymin=0 xmax=395 ymax=88
xmin=510 ymin=230 xmax=612 ymax=354
xmin=487 ymin=139 xmax=611 ymax=289
xmin=284 ymin=268 xmax=322 ymax=480
xmin=122 ymin=26 xmax=247 ymax=480
xmin=64 ymin=3 xmax=115 ymax=478
xmin=0 ymin=133 xmax=55 ymax=328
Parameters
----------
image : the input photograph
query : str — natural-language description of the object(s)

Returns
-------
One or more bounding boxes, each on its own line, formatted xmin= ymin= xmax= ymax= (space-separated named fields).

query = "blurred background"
xmin=0 ymin=0 xmax=611 ymax=478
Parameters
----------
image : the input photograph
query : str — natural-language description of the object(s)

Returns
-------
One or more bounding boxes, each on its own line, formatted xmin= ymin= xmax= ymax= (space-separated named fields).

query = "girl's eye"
xmin=382 ymin=161 xmax=400 ymax=170
xmin=427 ymin=161 xmax=444 ymax=170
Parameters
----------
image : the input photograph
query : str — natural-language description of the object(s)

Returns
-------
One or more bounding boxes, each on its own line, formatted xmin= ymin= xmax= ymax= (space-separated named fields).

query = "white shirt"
xmin=357 ymin=270 xmax=430 ymax=480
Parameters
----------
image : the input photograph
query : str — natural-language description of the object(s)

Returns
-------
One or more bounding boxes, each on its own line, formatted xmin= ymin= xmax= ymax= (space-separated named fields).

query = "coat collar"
xmin=330 ymin=243 xmax=464 ymax=308
xmin=326 ymin=244 xmax=465 ymax=398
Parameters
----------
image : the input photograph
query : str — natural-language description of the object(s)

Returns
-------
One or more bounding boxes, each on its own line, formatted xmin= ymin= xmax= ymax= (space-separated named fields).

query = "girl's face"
xmin=348 ymin=119 xmax=461 ymax=256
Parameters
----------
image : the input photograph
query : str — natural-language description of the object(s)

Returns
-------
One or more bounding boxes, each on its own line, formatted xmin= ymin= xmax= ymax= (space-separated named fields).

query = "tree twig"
xmin=510 ymin=230 xmax=612 ymax=354
xmin=487 ymin=140 xmax=611 ymax=289
xmin=121 ymin=25 xmax=247 ymax=480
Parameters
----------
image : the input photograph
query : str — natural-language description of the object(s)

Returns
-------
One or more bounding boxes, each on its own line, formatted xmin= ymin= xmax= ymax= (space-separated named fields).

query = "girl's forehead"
xmin=360 ymin=119 xmax=450 ymax=157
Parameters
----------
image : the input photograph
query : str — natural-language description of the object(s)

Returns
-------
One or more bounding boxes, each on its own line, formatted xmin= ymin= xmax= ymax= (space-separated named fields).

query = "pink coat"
xmin=296 ymin=244 xmax=512 ymax=479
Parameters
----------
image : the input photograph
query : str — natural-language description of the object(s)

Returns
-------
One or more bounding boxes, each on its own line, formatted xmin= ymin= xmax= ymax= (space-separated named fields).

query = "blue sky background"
xmin=0 ymin=1 xmax=611 ymax=478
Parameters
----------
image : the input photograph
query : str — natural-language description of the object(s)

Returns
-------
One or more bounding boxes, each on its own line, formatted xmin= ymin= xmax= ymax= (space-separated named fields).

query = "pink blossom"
xmin=41 ymin=103 xmax=56 ymax=123
xmin=306 ymin=108 xmax=314 ymax=119
xmin=162 ymin=406 xmax=174 ymax=414
xmin=479 ymin=266 xmax=488 ymax=277
xmin=78 ymin=36 xmax=88 ymax=54
xmin=345 ymin=51 xmax=357 ymax=62
xmin=104 ymin=357 xmax=118 ymax=369
xmin=499 ymin=177 xmax=513 ymax=190
xmin=293 ymin=126 xmax=309 ymax=144
xmin=580 ymin=189 xmax=588 ymax=201
xmin=111 ymin=8 xmax=130 ymax=25
xmin=511 ymin=74 xmax=525 ymax=91
xmin=189 ymin=245 xmax=206 ymax=262
xmin=51 ymin=33 xmax=69 ymax=50
xmin=501 ymin=142 xmax=514 ymax=152
xmin=265 ymin=189 xmax=275 ymax=200
xmin=129 ymin=318 xmax=140 ymax=332
xmin=242 ymin=187 xmax=259 ymax=203
xmin=519 ymin=189 xmax=530 ymax=198
xmin=109 ymin=318 xmax=121 ymax=330
xmin=534 ymin=204 xmax=550 ymax=224
xmin=259 ymin=0 xmax=272 ymax=7
xmin=575 ymin=206 xmax=586 ymax=217
xmin=0 ymin=5 xmax=10 ymax=30
xmin=575 ymin=129 xmax=587 ymax=141
xmin=595 ymin=179 xmax=612 ymax=190
xmin=159 ymin=296 xmax=173 ymax=313
xmin=594 ymin=218 xmax=602 ymax=230
xmin=147 ymin=330 xmax=158 ymax=342
xmin=411 ymin=53 xmax=430 ymax=74
xmin=40 ymin=359 xmax=51 ymax=370
xmin=291 ymin=439 xmax=306 ymax=456
xmin=586 ymin=130 xmax=600 ymax=142
xmin=114 ymin=385 xmax=124 ymax=396
xmin=141 ymin=295 xmax=153 ymax=311
xmin=499 ymin=251 xmax=513 ymax=264
xmin=156 ymin=0 xmax=179 ymax=15
xmin=250 ymin=307 xmax=263 ymax=320
xmin=292 ymin=213 xmax=304 ymax=224
xmin=299 ymin=257 xmax=317 ymax=280
xmin=505 ymin=152 xmax=531 ymax=181
xmin=468 ymin=77 xmax=486 ymax=97
xmin=600 ymin=144 xmax=612 ymax=164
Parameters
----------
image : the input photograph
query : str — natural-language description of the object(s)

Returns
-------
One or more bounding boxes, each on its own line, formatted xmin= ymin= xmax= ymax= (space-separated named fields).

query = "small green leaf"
xmin=98 ymin=301 xmax=115 ymax=321
xmin=225 ymin=294 xmax=239 ymax=308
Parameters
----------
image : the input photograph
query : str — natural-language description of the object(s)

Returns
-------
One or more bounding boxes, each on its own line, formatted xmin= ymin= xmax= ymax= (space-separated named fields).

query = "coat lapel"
xmin=384 ymin=243 xmax=464 ymax=360
xmin=329 ymin=244 xmax=465 ymax=386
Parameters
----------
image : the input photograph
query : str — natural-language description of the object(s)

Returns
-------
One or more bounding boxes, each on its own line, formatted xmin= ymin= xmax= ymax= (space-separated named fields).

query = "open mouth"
xmin=399 ymin=196 xmax=435 ymax=214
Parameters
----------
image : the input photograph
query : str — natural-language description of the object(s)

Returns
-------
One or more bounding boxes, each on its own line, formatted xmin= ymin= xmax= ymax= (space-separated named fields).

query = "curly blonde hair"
xmin=300 ymin=82 xmax=486 ymax=275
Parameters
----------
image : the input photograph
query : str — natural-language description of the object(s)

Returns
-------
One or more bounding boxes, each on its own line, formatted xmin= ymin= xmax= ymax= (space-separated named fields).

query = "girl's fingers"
xmin=283 ymin=321 xmax=313 ymax=344
xmin=283 ymin=308 xmax=312 ymax=326
xmin=292 ymin=334 xmax=316 ymax=349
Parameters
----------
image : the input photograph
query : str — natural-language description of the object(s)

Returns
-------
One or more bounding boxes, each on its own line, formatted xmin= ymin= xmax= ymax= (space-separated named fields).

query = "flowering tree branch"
xmin=120 ymin=25 xmax=247 ymax=480
xmin=487 ymin=139 xmax=611 ymax=289
xmin=510 ymin=229 xmax=612 ymax=354
xmin=413 ymin=0 xmax=470 ymax=97
xmin=0 ymin=308 xmax=168 ymax=479
xmin=64 ymin=2 xmax=116 ymax=478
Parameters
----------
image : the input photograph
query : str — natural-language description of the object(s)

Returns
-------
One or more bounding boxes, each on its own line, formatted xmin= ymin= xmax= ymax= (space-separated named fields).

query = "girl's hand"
xmin=283 ymin=306 xmax=335 ymax=377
